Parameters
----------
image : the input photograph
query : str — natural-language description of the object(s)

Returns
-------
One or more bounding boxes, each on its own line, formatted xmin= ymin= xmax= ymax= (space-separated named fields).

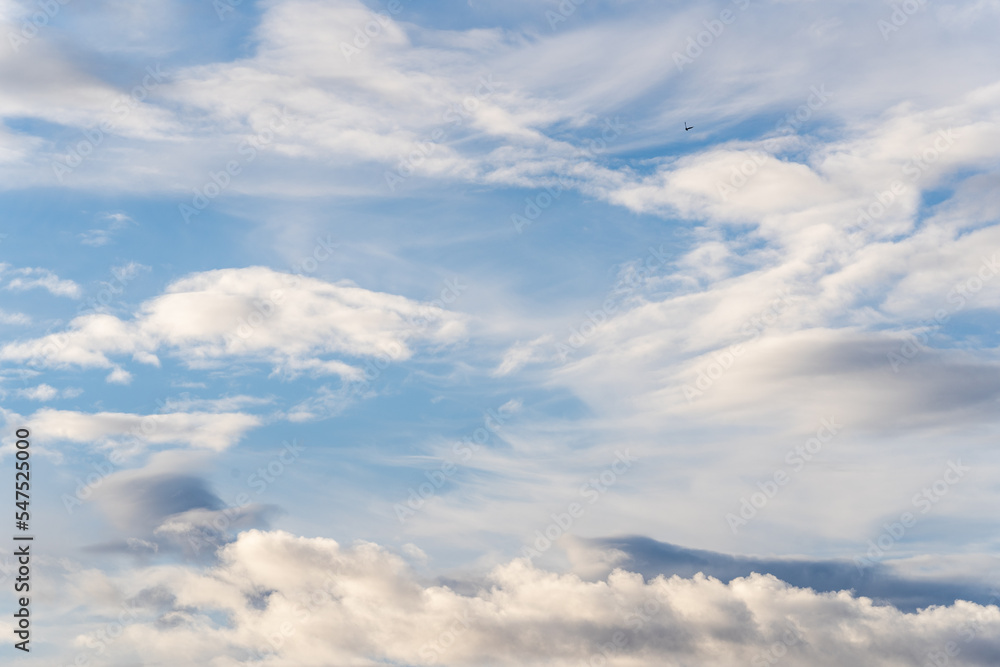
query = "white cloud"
xmin=78 ymin=212 xmax=136 ymax=246
xmin=17 ymin=383 xmax=58 ymax=401
xmin=283 ymin=383 xmax=367 ymax=422
xmin=606 ymin=83 xmax=1000 ymax=233
xmin=0 ymin=0 xmax=20 ymax=22
xmin=0 ymin=3 xmax=996 ymax=659
xmin=0 ymin=307 xmax=30 ymax=325
xmin=0 ymin=266 xmax=466 ymax=381
xmin=106 ymin=366 xmax=133 ymax=384
xmin=560 ymin=324 xmax=1000 ymax=433
xmin=0 ymin=122 xmax=42 ymax=165
xmin=0 ymin=0 xmax=995 ymax=222
xmin=492 ymin=335 xmax=554 ymax=377
xmin=0 ymin=0 xmax=994 ymax=206
xmin=78 ymin=231 xmax=112 ymax=247
xmin=490 ymin=83 xmax=1000 ymax=442
xmin=158 ymin=394 xmax=274 ymax=413
xmin=26 ymin=408 xmax=262 ymax=452
xmin=44 ymin=529 xmax=1000 ymax=666
xmin=0 ymin=264 xmax=81 ymax=298
xmin=111 ymin=260 xmax=149 ymax=283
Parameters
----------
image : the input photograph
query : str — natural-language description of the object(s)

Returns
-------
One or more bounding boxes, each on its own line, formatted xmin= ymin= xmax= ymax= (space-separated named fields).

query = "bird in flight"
xmin=684 ymin=123 xmax=693 ymax=131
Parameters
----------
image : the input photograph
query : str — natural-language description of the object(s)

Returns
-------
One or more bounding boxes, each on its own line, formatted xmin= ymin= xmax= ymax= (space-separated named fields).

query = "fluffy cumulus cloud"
xmin=39 ymin=530 xmax=1000 ymax=667
xmin=0 ymin=266 xmax=466 ymax=382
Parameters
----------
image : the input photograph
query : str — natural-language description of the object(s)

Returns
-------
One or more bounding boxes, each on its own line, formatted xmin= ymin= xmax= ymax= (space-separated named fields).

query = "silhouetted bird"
xmin=684 ymin=123 xmax=693 ymax=131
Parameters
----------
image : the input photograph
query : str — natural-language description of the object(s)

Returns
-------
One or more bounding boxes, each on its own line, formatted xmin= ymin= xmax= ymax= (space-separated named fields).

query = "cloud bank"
xmin=44 ymin=530 xmax=1000 ymax=667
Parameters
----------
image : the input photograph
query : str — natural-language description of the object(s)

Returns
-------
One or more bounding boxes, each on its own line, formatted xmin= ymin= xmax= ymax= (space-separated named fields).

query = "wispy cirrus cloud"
xmin=0 ymin=264 xmax=81 ymax=298
xmin=0 ymin=307 xmax=30 ymax=325
xmin=15 ymin=383 xmax=81 ymax=401
xmin=78 ymin=211 xmax=137 ymax=247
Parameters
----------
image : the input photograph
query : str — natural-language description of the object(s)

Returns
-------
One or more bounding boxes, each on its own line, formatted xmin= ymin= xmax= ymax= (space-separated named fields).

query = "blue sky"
xmin=1 ymin=0 xmax=1000 ymax=664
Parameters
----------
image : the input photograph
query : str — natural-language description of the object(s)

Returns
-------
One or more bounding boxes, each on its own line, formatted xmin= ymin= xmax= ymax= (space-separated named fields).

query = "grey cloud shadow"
xmin=586 ymin=535 xmax=993 ymax=613
xmin=89 ymin=472 xmax=281 ymax=560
